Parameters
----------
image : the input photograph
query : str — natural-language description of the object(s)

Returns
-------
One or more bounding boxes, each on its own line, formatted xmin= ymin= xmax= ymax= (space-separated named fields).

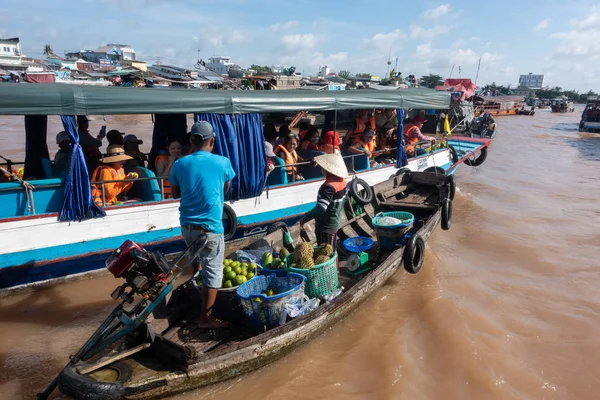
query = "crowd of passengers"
xmin=1 ymin=112 xmax=438 ymax=205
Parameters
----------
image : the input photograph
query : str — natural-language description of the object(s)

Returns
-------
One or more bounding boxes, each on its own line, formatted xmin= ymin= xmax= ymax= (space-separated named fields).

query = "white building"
xmin=319 ymin=66 xmax=330 ymax=77
xmin=0 ymin=37 xmax=24 ymax=65
xmin=206 ymin=56 xmax=234 ymax=75
xmin=518 ymin=73 xmax=544 ymax=89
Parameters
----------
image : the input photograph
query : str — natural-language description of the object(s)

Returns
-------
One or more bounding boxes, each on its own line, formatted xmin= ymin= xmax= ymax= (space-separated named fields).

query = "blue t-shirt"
xmin=169 ymin=151 xmax=235 ymax=234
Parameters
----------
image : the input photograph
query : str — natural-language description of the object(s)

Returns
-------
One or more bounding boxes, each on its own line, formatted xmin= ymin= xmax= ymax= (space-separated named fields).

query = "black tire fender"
xmin=222 ymin=203 xmax=238 ymax=241
xmin=394 ymin=167 xmax=412 ymax=177
xmin=424 ymin=166 xmax=446 ymax=175
xmin=464 ymin=147 xmax=488 ymax=167
xmin=403 ymin=234 xmax=425 ymax=274
xmin=441 ymin=197 xmax=452 ymax=231
xmin=446 ymin=174 xmax=456 ymax=201
xmin=348 ymin=178 xmax=373 ymax=206
xmin=448 ymin=144 xmax=459 ymax=165
xmin=58 ymin=362 xmax=132 ymax=400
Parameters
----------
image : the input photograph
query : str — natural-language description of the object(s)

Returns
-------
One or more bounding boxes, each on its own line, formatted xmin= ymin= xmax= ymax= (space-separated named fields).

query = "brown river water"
xmin=1 ymin=108 xmax=599 ymax=399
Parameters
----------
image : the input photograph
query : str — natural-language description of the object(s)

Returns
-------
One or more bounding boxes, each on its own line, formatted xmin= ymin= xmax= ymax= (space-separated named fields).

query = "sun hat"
xmin=101 ymin=144 xmax=133 ymax=163
xmin=190 ymin=121 xmax=215 ymax=140
xmin=56 ymin=131 xmax=70 ymax=144
xmin=412 ymin=115 xmax=427 ymax=124
xmin=264 ymin=141 xmax=276 ymax=157
xmin=123 ymin=134 xmax=143 ymax=144
xmin=314 ymin=153 xmax=349 ymax=179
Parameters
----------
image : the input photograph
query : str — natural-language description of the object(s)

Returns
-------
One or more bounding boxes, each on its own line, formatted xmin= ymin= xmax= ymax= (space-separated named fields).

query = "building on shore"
xmin=66 ymin=43 xmax=137 ymax=66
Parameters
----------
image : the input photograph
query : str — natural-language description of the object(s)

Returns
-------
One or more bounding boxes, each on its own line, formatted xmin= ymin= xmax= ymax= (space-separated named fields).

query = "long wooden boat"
xmin=52 ymin=171 xmax=450 ymax=400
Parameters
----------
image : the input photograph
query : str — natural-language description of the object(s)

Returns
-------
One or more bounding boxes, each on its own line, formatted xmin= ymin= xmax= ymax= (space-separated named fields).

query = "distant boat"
xmin=550 ymin=97 xmax=575 ymax=113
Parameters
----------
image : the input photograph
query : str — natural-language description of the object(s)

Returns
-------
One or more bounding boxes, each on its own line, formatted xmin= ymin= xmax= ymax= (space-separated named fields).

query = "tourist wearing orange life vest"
xmin=91 ymin=145 xmax=138 ymax=206
xmin=320 ymin=130 xmax=341 ymax=154
xmin=404 ymin=115 xmax=437 ymax=157
xmin=348 ymin=128 xmax=389 ymax=163
xmin=274 ymin=133 xmax=305 ymax=181
xmin=299 ymin=126 xmax=321 ymax=151
xmin=342 ymin=109 xmax=376 ymax=147
xmin=155 ymin=138 xmax=183 ymax=198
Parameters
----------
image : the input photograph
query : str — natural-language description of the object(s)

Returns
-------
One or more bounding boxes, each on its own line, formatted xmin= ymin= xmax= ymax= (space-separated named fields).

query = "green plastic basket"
xmin=285 ymin=252 xmax=339 ymax=298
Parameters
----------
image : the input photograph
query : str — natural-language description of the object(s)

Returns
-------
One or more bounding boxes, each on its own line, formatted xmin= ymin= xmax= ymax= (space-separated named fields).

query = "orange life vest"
xmin=274 ymin=144 xmax=298 ymax=175
xmin=352 ymin=138 xmax=376 ymax=159
xmin=154 ymin=155 xmax=172 ymax=198
xmin=300 ymin=140 xmax=319 ymax=151
xmin=403 ymin=125 xmax=419 ymax=156
xmin=298 ymin=129 xmax=308 ymax=140
xmin=350 ymin=115 xmax=376 ymax=143
xmin=91 ymin=165 xmax=131 ymax=206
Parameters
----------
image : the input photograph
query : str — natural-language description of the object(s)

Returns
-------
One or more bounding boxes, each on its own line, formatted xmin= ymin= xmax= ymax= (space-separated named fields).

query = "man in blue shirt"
xmin=169 ymin=121 xmax=235 ymax=329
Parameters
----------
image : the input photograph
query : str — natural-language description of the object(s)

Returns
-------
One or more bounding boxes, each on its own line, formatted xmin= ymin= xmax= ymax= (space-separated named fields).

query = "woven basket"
xmin=286 ymin=252 xmax=339 ymax=299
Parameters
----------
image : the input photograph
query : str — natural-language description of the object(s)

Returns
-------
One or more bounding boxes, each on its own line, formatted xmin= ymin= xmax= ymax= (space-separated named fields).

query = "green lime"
xmin=233 ymin=266 xmax=242 ymax=275
xmin=223 ymin=280 xmax=233 ymax=288
xmin=240 ymin=268 xmax=248 ymax=277
xmin=241 ymin=262 xmax=249 ymax=269
xmin=224 ymin=266 xmax=232 ymax=273
xmin=226 ymin=271 xmax=236 ymax=280
xmin=253 ymin=297 xmax=262 ymax=302
xmin=234 ymin=275 xmax=246 ymax=286
xmin=223 ymin=259 xmax=232 ymax=266
xmin=249 ymin=262 xmax=257 ymax=271
xmin=246 ymin=272 xmax=255 ymax=279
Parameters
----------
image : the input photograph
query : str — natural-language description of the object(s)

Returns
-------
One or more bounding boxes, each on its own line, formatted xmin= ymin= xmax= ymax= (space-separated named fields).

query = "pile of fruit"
xmin=261 ymin=248 xmax=289 ymax=270
xmin=290 ymin=242 xmax=334 ymax=269
xmin=195 ymin=259 xmax=257 ymax=288
xmin=252 ymin=288 xmax=279 ymax=302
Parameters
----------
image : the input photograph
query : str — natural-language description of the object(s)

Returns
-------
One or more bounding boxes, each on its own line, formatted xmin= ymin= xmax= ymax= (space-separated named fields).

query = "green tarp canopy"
xmin=0 ymin=83 xmax=451 ymax=115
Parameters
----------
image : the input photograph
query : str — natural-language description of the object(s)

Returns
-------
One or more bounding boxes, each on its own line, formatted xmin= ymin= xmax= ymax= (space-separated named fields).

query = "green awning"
xmin=0 ymin=83 xmax=451 ymax=115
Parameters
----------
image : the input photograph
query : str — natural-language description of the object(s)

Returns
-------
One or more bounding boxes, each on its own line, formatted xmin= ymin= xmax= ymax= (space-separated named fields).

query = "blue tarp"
xmin=194 ymin=113 xmax=267 ymax=200
xmin=58 ymin=115 xmax=106 ymax=221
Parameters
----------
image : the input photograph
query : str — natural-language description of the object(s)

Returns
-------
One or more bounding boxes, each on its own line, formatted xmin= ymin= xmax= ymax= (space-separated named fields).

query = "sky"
xmin=2 ymin=0 xmax=600 ymax=92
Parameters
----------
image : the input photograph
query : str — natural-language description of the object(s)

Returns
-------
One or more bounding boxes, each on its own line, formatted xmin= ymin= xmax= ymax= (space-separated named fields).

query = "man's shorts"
xmin=181 ymin=227 xmax=224 ymax=289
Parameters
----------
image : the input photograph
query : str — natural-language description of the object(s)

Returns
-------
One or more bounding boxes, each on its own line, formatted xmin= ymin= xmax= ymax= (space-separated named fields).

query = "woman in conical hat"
xmin=298 ymin=153 xmax=348 ymax=248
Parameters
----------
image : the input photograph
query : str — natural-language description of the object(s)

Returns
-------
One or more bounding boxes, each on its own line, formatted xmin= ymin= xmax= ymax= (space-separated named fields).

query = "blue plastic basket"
xmin=343 ymin=236 xmax=374 ymax=253
xmin=372 ymin=212 xmax=415 ymax=251
xmin=258 ymin=265 xmax=287 ymax=277
xmin=236 ymin=273 xmax=306 ymax=331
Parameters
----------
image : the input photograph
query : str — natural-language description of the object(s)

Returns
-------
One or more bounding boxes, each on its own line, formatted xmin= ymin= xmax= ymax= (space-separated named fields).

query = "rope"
xmin=0 ymin=166 xmax=36 ymax=214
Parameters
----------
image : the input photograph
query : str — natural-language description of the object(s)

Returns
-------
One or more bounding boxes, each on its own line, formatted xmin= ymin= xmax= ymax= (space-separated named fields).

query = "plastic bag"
xmin=235 ymin=246 xmax=272 ymax=263
xmin=283 ymin=294 xmax=320 ymax=321
xmin=323 ymin=288 xmax=343 ymax=302
xmin=377 ymin=216 xmax=403 ymax=226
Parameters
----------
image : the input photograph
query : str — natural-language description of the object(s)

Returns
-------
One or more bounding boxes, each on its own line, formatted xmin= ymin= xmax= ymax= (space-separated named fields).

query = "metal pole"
xmin=101 ymin=183 xmax=106 ymax=206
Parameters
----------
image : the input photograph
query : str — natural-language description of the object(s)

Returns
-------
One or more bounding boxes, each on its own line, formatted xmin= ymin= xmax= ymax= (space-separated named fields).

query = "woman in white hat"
xmin=298 ymin=153 xmax=349 ymax=248
xmin=91 ymin=144 xmax=138 ymax=206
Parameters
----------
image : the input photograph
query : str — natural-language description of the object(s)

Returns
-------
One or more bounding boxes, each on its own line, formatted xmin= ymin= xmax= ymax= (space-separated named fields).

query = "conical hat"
xmin=314 ymin=153 xmax=348 ymax=179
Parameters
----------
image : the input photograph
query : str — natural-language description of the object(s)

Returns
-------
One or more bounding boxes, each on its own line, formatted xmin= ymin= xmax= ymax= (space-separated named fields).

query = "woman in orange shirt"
xmin=91 ymin=145 xmax=137 ymax=206
xmin=155 ymin=139 xmax=183 ymax=198
xmin=274 ymin=134 xmax=305 ymax=181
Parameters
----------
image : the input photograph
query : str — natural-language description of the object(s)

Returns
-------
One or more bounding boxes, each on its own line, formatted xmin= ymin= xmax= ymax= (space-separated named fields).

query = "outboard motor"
xmin=469 ymin=113 xmax=496 ymax=139
xmin=105 ymin=240 xmax=173 ymax=302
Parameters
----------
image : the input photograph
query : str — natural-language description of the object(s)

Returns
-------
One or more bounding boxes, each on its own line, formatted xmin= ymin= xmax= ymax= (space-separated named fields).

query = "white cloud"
xmin=533 ymin=19 xmax=549 ymax=32
xmin=549 ymin=6 xmax=600 ymax=59
xmin=281 ymin=33 xmax=319 ymax=50
xmin=362 ymin=29 xmax=406 ymax=54
xmin=409 ymin=24 xmax=453 ymax=39
xmin=270 ymin=21 xmax=299 ymax=32
xmin=423 ymin=4 xmax=451 ymax=19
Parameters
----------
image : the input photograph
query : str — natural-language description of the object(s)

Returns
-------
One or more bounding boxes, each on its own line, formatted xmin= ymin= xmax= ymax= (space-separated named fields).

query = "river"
xmin=1 ymin=107 xmax=599 ymax=399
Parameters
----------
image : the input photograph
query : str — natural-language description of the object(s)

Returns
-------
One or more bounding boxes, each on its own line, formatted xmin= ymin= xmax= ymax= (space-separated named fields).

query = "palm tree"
xmin=338 ymin=70 xmax=351 ymax=79
xmin=43 ymin=45 xmax=54 ymax=56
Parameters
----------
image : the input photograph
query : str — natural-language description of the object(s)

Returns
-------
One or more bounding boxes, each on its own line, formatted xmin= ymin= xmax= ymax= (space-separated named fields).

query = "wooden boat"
xmin=52 ymin=171 xmax=451 ymax=400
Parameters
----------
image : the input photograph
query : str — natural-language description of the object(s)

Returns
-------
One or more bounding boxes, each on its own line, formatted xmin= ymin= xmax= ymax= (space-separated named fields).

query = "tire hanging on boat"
xmin=394 ymin=167 xmax=411 ymax=177
xmin=447 ymin=174 xmax=456 ymax=201
xmin=222 ymin=204 xmax=238 ymax=241
xmin=403 ymin=234 xmax=425 ymax=274
xmin=464 ymin=147 xmax=488 ymax=167
xmin=448 ymin=145 xmax=459 ymax=165
xmin=348 ymin=178 xmax=373 ymax=206
xmin=441 ymin=197 xmax=452 ymax=231
xmin=424 ymin=166 xmax=446 ymax=175
xmin=58 ymin=362 xmax=133 ymax=400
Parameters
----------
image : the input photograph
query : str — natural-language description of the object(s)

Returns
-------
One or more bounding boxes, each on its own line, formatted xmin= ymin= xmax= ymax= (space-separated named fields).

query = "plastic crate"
xmin=372 ymin=212 xmax=415 ymax=251
xmin=236 ymin=273 xmax=306 ymax=332
xmin=286 ymin=252 xmax=339 ymax=299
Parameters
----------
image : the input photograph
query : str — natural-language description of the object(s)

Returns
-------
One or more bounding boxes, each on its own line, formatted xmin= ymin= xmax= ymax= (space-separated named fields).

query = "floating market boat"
xmin=0 ymin=84 xmax=489 ymax=291
xmin=472 ymin=95 xmax=525 ymax=117
xmin=579 ymin=96 xmax=600 ymax=133
xmin=550 ymin=97 xmax=575 ymax=113
xmin=44 ymin=171 xmax=450 ymax=400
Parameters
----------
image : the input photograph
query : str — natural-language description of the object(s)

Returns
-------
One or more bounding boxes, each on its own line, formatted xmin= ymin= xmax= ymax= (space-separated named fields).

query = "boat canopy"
xmin=0 ymin=84 xmax=451 ymax=116
xmin=434 ymin=79 xmax=477 ymax=102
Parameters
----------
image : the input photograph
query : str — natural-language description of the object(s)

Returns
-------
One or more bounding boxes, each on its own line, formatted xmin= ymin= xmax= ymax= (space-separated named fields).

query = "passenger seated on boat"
xmin=375 ymin=108 xmax=398 ymax=149
xmin=300 ymin=125 xmax=321 ymax=151
xmin=77 ymin=116 xmax=103 ymax=175
xmin=106 ymin=129 xmax=124 ymax=146
xmin=123 ymin=134 xmax=147 ymax=170
xmin=404 ymin=115 xmax=436 ymax=157
xmin=155 ymin=138 xmax=183 ymax=199
xmin=342 ymin=109 xmax=376 ymax=147
xmin=349 ymin=128 xmax=388 ymax=167
xmin=91 ymin=145 xmax=138 ymax=206
xmin=274 ymin=133 xmax=305 ymax=181
xmin=297 ymin=121 xmax=310 ymax=141
xmin=320 ymin=130 xmax=341 ymax=154
xmin=54 ymin=131 xmax=72 ymax=177
xmin=264 ymin=141 xmax=277 ymax=175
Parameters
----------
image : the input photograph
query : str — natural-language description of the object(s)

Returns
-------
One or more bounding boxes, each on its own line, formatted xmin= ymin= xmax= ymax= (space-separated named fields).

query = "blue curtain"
xmin=395 ymin=108 xmax=408 ymax=168
xmin=194 ymin=113 xmax=267 ymax=200
xmin=58 ymin=115 xmax=106 ymax=221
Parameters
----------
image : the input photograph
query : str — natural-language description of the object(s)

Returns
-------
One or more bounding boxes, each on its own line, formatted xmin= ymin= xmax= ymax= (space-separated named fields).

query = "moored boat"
xmin=0 ymin=85 xmax=489 ymax=292
xmin=472 ymin=95 xmax=526 ymax=117
xmin=43 ymin=171 xmax=450 ymax=400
